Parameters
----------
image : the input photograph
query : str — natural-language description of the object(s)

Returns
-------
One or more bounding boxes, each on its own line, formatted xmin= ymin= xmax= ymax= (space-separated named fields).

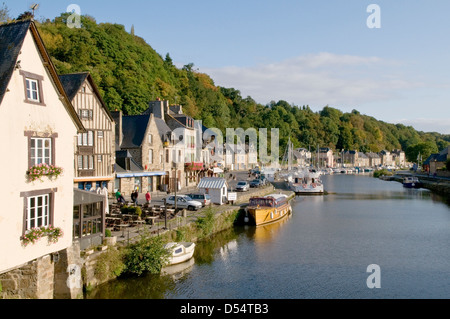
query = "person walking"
xmin=145 ymin=191 xmax=151 ymax=205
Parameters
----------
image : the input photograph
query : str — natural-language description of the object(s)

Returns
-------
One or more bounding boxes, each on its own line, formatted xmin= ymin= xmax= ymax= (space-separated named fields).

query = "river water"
xmin=87 ymin=174 xmax=450 ymax=299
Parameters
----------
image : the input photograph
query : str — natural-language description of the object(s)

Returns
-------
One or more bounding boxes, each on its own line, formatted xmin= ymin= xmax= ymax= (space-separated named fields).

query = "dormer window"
xmin=20 ymin=70 xmax=45 ymax=106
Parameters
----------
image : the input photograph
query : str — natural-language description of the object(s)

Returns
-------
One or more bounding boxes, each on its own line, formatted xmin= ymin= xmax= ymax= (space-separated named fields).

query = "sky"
xmin=4 ymin=0 xmax=450 ymax=134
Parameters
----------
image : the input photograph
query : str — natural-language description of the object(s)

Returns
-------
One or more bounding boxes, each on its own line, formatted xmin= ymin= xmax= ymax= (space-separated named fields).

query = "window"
xmin=148 ymin=134 xmax=153 ymax=144
xmin=98 ymin=131 xmax=103 ymax=139
xmin=77 ymin=131 xmax=94 ymax=146
xmin=26 ymin=78 xmax=40 ymax=102
xmin=98 ymin=155 xmax=102 ymax=162
xmin=31 ymin=137 xmax=51 ymax=165
xmin=20 ymin=189 xmax=56 ymax=235
xmin=20 ymin=70 xmax=45 ymax=106
xmin=78 ymin=155 xmax=94 ymax=170
xmin=27 ymin=194 xmax=49 ymax=229
xmin=79 ymin=109 xmax=93 ymax=120
xmin=149 ymin=149 xmax=153 ymax=164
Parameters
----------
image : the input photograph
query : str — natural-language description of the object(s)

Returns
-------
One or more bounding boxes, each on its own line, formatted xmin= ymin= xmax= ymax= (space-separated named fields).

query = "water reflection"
xmin=246 ymin=214 xmax=292 ymax=244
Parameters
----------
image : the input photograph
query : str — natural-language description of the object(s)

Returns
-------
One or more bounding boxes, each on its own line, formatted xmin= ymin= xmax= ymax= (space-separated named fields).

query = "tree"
xmin=405 ymin=141 xmax=438 ymax=163
xmin=0 ymin=2 xmax=11 ymax=23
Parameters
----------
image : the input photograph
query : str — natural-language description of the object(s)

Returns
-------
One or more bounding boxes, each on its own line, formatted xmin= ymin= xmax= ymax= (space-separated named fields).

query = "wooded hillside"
xmin=35 ymin=13 xmax=450 ymax=162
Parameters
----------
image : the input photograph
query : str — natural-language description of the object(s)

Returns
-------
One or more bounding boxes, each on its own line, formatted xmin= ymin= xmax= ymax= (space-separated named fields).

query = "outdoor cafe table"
xmin=145 ymin=216 xmax=158 ymax=225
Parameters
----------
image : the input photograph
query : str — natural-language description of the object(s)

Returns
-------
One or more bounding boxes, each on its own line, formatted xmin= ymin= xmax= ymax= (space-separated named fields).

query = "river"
xmin=87 ymin=174 xmax=450 ymax=299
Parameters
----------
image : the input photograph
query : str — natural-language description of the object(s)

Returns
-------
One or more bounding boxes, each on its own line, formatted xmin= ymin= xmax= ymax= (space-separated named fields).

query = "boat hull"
xmin=403 ymin=182 xmax=423 ymax=189
xmin=289 ymin=183 xmax=324 ymax=195
xmin=165 ymin=242 xmax=196 ymax=266
xmin=248 ymin=204 xmax=292 ymax=226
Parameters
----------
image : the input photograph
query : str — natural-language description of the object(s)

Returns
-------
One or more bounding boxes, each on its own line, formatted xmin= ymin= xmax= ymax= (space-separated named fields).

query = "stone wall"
xmin=0 ymin=255 xmax=53 ymax=299
xmin=0 ymin=243 xmax=84 ymax=299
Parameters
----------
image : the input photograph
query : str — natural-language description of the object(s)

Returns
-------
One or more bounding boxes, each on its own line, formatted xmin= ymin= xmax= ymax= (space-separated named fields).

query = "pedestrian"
xmin=134 ymin=189 xmax=139 ymax=206
xmin=145 ymin=191 xmax=151 ymax=205
xmin=131 ymin=190 xmax=137 ymax=206
xmin=115 ymin=190 xmax=125 ymax=204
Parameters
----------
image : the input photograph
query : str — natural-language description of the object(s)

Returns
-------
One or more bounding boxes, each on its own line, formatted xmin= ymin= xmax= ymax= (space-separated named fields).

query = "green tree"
xmin=0 ymin=2 xmax=11 ymax=23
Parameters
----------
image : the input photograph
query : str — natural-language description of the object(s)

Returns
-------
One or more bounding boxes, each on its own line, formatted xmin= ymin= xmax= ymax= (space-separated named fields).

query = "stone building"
xmin=111 ymin=111 xmax=168 ymax=196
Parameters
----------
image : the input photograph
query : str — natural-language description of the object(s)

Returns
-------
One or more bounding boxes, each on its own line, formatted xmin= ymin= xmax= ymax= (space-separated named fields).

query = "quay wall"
xmin=389 ymin=174 xmax=450 ymax=195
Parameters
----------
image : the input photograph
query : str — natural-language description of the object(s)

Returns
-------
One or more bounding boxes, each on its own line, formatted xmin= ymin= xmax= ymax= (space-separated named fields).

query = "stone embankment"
xmin=390 ymin=172 xmax=450 ymax=195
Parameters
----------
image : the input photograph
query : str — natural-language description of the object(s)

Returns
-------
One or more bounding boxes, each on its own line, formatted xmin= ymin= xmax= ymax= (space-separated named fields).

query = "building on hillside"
xmin=293 ymin=148 xmax=311 ymax=167
xmin=342 ymin=150 xmax=358 ymax=167
xmin=356 ymin=152 xmax=369 ymax=168
xmin=0 ymin=20 xmax=84 ymax=299
xmin=424 ymin=146 xmax=450 ymax=174
xmin=366 ymin=152 xmax=382 ymax=167
xmin=392 ymin=149 xmax=406 ymax=167
xmin=379 ymin=150 xmax=393 ymax=167
xmin=59 ymin=72 xmax=115 ymax=193
xmin=318 ymin=147 xmax=334 ymax=168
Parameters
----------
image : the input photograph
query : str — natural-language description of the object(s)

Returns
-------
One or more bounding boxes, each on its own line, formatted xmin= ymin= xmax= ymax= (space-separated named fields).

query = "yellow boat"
xmin=247 ymin=193 xmax=292 ymax=226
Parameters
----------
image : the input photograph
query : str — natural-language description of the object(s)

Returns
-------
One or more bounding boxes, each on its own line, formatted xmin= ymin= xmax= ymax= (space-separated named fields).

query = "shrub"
xmin=195 ymin=208 xmax=215 ymax=239
xmin=94 ymin=248 xmax=125 ymax=281
xmin=105 ymin=229 xmax=112 ymax=238
xmin=123 ymin=233 xmax=170 ymax=276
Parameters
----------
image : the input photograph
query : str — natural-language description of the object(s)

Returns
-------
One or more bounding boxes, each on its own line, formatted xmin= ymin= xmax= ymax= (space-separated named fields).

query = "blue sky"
xmin=5 ymin=0 xmax=450 ymax=134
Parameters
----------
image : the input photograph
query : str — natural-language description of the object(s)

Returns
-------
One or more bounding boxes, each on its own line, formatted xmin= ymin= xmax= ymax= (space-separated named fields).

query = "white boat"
xmin=281 ymin=139 xmax=325 ymax=195
xmin=287 ymin=169 xmax=324 ymax=195
xmin=164 ymin=242 xmax=196 ymax=265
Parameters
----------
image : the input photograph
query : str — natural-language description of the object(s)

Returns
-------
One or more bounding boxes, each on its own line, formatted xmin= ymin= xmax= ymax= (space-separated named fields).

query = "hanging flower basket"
xmin=27 ymin=163 xmax=63 ymax=182
xmin=21 ymin=226 xmax=64 ymax=247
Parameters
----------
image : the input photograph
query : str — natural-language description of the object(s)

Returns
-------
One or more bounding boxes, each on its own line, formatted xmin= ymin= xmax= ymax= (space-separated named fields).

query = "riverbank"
xmin=81 ymin=185 xmax=295 ymax=295
xmin=386 ymin=171 xmax=450 ymax=196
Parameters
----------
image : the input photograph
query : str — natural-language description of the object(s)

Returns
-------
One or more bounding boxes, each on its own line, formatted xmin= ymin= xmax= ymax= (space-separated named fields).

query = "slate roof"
xmin=154 ymin=117 xmax=172 ymax=142
xmin=115 ymin=150 xmax=143 ymax=172
xmin=58 ymin=72 xmax=89 ymax=101
xmin=0 ymin=20 xmax=84 ymax=131
xmin=120 ymin=114 xmax=151 ymax=148
xmin=0 ymin=20 xmax=32 ymax=105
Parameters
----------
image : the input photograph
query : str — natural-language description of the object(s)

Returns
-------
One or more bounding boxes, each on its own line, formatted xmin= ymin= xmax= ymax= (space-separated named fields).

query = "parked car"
xmin=250 ymin=179 xmax=263 ymax=188
xmin=186 ymin=193 xmax=211 ymax=207
xmin=235 ymin=181 xmax=250 ymax=192
xmin=163 ymin=195 xmax=202 ymax=211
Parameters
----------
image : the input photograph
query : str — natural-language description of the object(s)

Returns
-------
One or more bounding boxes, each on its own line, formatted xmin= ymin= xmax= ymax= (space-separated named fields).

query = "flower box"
xmin=27 ymin=163 xmax=63 ymax=182
xmin=21 ymin=226 xmax=64 ymax=247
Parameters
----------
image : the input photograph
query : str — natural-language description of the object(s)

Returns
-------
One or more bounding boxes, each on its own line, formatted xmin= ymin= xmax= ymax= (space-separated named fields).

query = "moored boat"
xmin=164 ymin=242 xmax=196 ymax=265
xmin=247 ymin=193 xmax=292 ymax=226
xmin=287 ymin=170 xmax=324 ymax=195
xmin=402 ymin=176 xmax=423 ymax=189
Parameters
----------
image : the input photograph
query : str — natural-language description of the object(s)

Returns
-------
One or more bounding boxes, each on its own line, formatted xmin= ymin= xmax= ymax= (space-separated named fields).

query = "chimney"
xmin=148 ymin=100 xmax=166 ymax=121
xmin=111 ymin=110 xmax=123 ymax=147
